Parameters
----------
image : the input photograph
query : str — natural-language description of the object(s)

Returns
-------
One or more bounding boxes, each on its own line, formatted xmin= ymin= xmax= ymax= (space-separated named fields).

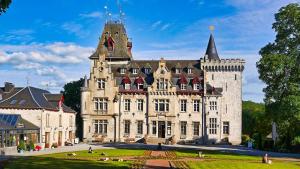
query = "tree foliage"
xmin=61 ymin=78 xmax=84 ymax=140
xmin=257 ymin=3 xmax=300 ymax=148
xmin=0 ymin=0 xmax=12 ymax=15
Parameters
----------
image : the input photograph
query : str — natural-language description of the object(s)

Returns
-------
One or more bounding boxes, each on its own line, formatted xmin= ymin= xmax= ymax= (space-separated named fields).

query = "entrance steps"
xmin=146 ymin=137 xmax=166 ymax=144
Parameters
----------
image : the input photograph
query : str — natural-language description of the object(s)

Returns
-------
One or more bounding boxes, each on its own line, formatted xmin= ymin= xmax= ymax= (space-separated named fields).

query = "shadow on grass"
xmin=4 ymin=156 xmax=131 ymax=169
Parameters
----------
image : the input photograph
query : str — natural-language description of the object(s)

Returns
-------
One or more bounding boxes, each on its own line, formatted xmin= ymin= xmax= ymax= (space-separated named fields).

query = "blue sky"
xmin=0 ymin=0 xmax=299 ymax=102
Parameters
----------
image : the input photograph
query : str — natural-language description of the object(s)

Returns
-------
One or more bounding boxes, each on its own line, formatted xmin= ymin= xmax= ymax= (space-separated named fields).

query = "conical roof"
xmin=205 ymin=34 xmax=219 ymax=60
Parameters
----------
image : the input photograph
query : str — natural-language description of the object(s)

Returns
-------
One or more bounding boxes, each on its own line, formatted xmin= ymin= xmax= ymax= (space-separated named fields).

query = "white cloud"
xmin=79 ymin=11 xmax=103 ymax=19
xmin=151 ymin=21 xmax=162 ymax=29
xmin=161 ymin=24 xmax=171 ymax=31
xmin=62 ymin=22 xmax=89 ymax=38
xmin=0 ymin=29 xmax=34 ymax=43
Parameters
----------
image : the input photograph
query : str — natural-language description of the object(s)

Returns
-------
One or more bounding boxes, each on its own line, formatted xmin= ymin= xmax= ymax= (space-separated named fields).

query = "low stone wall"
xmin=0 ymin=146 xmax=17 ymax=155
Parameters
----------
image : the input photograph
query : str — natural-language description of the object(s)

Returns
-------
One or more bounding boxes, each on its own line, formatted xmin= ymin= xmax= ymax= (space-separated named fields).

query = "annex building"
xmin=81 ymin=21 xmax=245 ymax=145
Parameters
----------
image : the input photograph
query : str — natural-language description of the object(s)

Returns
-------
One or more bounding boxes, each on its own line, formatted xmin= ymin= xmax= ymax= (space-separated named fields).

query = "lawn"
xmin=4 ymin=149 xmax=144 ymax=169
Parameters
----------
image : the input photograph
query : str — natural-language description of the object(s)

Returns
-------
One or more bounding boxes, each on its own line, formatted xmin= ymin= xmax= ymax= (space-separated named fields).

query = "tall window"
xmin=94 ymin=120 xmax=108 ymax=134
xmin=137 ymin=99 xmax=143 ymax=111
xmin=46 ymin=114 xmax=50 ymax=127
xmin=235 ymin=74 xmax=237 ymax=80
xmin=157 ymin=78 xmax=168 ymax=90
xmin=180 ymin=84 xmax=187 ymax=90
xmin=94 ymin=98 xmax=108 ymax=111
xmin=180 ymin=100 xmax=187 ymax=112
xmin=180 ymin=121 xmax=187 ymax=136
xmin=167 ymin=121 xmax=172 ymax=135
xmin=209 ymin=118 xmax=217 ymax=134
xmin=124 ymin=99 xmax=131 ymax=111
xmin=97 ymin=79 xmax=105 ymax=89
xmin=124 ymin=120 xmax=130 ymax=135
xmin=212 ymin=74 xmax=214 ymax=80
xmin=223 ymin=121 xmax=229 ymax=134
xmin=152 ymin=121 xmax=157 ymax=135
xmin=193 ymin=122 xmax=200 ymax=136
xmin=137 ymin=120 xmax=143 ymax=135
xmin=193 ymin=83 xmax=200 ymax=90
xmin=59 ymin=115 xmax=62 ymax=127
xmin=155 ymin=99 xmax=169 ymax=112
xmin=193 ymin=100 xmax=200 ymax=112
xmin=209 ymin=101 xmax=217 ymax=110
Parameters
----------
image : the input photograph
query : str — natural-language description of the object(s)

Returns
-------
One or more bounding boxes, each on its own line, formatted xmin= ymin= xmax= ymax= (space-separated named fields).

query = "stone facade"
xmin=81 ymin=21 xmax=245 ymax=145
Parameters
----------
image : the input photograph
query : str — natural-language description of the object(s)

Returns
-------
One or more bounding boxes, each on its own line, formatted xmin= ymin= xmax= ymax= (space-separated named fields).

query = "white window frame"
xmin=180 ymin=83 xmax=187 ymax=90
xmin=187 ymin=68 xmax=192 ymax=74
xmin=120 ymin=68 xmax=126 ymax=74
xmin=94 ymin=120 xmax=108 ymax=134
xmin=137 ymin=120 xmax=143 ymax=135
xmin=155 ymin=99 xmax=169 ymax=112
xmin=209 ymin=101 xmax=217 ymax=110
xmin=97 ymin=79 xmax=105 ymax=89
xmin=157 ymin=78 xmax=168 ymax=90
xmin=124 ymin=83 xmax=131 ymax=90
xmin=193 ymin=100 xmax=200 ymax=112
xmin=193 ymin=83 xmax=200 ymax=90
xmin=175 ymin=68 xmax=181 ymax=74
xmin=209 ymin=118 xmax=217 ymax=134
xmin=132 ymin=68 xmax=138 ymax=74
xmin=124 ymin=99 xmax=131 ymax=111
xmin=94 ymin=98 xmax=108 ymax=111
xmin=137 ymin=83 xmax=143 ymax=90
xmin=137 ymin=99 xmax=144 ymax=112
xmin=180 ymin=100 xmax=187 ymax=112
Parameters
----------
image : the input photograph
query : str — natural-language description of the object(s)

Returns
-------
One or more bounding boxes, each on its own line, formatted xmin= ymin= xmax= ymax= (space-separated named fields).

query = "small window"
xmin=193 ymin=84 xmax=200 ymax=90
xmin=124 ymin=83 xmax=131 ymax=90
xmin=175 ymin=68 xmax=181 ymax=74
xmin=97 ymin=79 xmax=105 ymax=89
xmin=120 ymin=68 xmax=126 ymax=74
xmin=180 ymin=84 xmax=187 ymax=90
xmin=187 ymin=68 xmax=192 ymax=74
xmin=235 ymin=74 xmax=237 ymax=80
xmin=209 ymin=101 xmax=217 ymax=110
xmin=137 ymin=83 xmax=143 ymax=90
xmin=132 ymin=68 xmax=138 ymax=74
xmin=212 ymin=74 xmax=214 ymax=80
xmin=223 ymin=121 xmax=230 ymax=134
xmin=144 ymin=68 xmax=151 ymax=74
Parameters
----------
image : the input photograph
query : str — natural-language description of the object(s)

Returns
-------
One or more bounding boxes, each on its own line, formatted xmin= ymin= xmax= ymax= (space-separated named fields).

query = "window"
xmin=193 ymin=83 xmax=200 ymax=90
xmin=209 ymin=101 xmax=217 ymax=110
xmin=180 ymin=84 xmax=187 ymax=90
xmin=152 ymin=121 xmax=157 ymax=135
xmin=94 ymin=120 xmax=108 ymax=134
xmin=155 ymin=99 xmax=169 ymax=112
xmin=97 ymin=79 xmax=105 ymax=89
xmin=180 ymin=121 xmax=187 ymax=136
xmin=137 ymin=83 xmax=143 ymax=90
xmin=212 ymin=74 xmax=214 ymax=80
xmin=144 ymin=68 xmax=151 ymax=74
xmin=209 ymin=118 xmax=217 ymax=134
xmin=193 ymin=122 xmax=200 ymax=136
xmin=157 ymin=78 xmax=168 ymax=90
xmin=175 ymin=68 xmax=181 ymax=74
xmin=235 ymin=74 xmax=237 ymax=80
xmin=167 ymin=121 xmax=171 ymax=135
xmin=187 ymin=68 xmax=192 ymax=74
xmin=124 ymin=120 xmax=130 ymax=134
xmin=46 ymin=114 xmax=50 ymax=127
xmin=124 ymin=83 xmax=131 ymax=90
xmin=223 ymin=121 xmax=229 ymax=134
xmin=59 ymin=115 xmax=62 ymax=127
xmin=193 ymin=100 xmax=200 ymax=112
xmin=94 ymin=98 xmax=108 ymax=111
xmin=137 ymin=121 xmax=143 ymax=135
xmin=180 ymin=100 xmax=187 ymax=112
xmin=132 ymin=68 xmax=138 ymax=74
xmin=124 ymin=99 xmax=131 ymax=111
xmin=120 ymin=68 xmax=126 ymax=74
xmin=69 ymin=116 xmax=73 ymax=127
xmin=137 ymin=99 xmax=143 ymax=111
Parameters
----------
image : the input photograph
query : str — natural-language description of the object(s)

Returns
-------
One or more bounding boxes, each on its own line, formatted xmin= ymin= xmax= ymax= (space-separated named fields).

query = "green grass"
xmin=4 ymin=149 xmax=144 ymax=169
xmin=188 ymin=160 xmax=300 ymax=169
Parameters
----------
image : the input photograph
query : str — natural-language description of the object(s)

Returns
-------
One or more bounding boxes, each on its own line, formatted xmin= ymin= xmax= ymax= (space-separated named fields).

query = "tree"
xmin=0 ymin=0 xmax=12 ymax=15
xmin=61 ymin=78 xmax=84 ymax=140
xmin=257 ymin=3 xmax=300 ymax=149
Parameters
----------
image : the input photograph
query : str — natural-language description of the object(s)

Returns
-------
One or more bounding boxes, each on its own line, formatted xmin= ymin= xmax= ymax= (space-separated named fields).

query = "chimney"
xmin=4 ymin=82 xmax=15 ymax=92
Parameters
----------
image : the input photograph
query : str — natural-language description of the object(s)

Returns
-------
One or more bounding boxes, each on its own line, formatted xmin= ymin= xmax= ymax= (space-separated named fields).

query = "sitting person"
xmin=88 ymin=146 xmax=93 ymax=153
xmin=262 ymin=153 xmax=272 ymax=164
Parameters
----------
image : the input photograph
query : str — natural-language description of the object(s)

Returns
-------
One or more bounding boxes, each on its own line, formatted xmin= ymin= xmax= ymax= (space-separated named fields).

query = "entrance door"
xmin=158 ymin=121 xmax=166 ymax=138
xmin=69 ymin=131 xmax=73 ymax=140
xmin=45 ymin=132 xmax=50 ymax=148
xmin=58 ymin=131 xmax=62 ymax=146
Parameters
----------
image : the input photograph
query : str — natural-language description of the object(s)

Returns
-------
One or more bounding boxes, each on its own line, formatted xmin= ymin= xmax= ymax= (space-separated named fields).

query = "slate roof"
xmin=205 ymin=34 xmax=220 ymax=60
xmin=0 ymin=85 xmax=76 ymax=113
xmin=0 ymin=113 xmax=39 ymax=130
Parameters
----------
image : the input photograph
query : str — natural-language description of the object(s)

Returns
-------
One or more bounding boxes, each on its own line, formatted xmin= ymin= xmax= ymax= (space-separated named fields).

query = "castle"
xmin=81 ymin=21 xmax=245 ymax=145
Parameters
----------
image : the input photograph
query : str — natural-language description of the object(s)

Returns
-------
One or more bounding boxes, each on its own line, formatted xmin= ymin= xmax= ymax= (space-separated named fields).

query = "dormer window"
xmin=120 ymin=68 xmax=126 ymax=74
xmin=175 ymin=68 xmax=181 ymax=74
xmin=192 ymin=77 xmax=200 ymax=91
xmin=193 ymin=84 xmax=200 ymax=90
xmin=181 ymin=84 xmax=187 ymax=90
xmin=132 ymin=68 xmax=138 ymax=74
xmin=188 ymin=68 xmax=192 ymax=74
xmin=137 ymin=83 xmax=143 ymax=90
xmin=144 ymin=68 xmax=151 ymax=74
xmin=124 ymin=84 xmax=130 ymax=90
xmin=122 ymin=76 xmax=131 ymax=90
xmin=135 ymin=76 xmax=144 ymax=90
xmin=157 ymin=78 xmax=168 ymax=90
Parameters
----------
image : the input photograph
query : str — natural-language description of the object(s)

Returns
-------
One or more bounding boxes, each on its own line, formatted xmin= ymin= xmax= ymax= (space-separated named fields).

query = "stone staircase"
xmin=146 ymin=137 xmax=166 ymax=145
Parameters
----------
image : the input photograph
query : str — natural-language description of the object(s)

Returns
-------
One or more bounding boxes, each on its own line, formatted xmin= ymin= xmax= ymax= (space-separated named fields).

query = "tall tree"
xmin=61 ymin=78 xmax=84 ymax=140
xmin=0 ymin=0 xmax=12 ymax=15
xmin=257 ymin=3 xmax=300 ymax=148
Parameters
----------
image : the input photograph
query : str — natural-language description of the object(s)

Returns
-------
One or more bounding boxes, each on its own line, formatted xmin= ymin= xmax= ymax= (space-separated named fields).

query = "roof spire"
xmin=205 ymin=26 xmax=220 ymax=60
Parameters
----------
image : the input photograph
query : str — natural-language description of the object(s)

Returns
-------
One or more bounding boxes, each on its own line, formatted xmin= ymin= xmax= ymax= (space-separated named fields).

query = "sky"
xmin=0 ymin=0 xmax=299 ymax=103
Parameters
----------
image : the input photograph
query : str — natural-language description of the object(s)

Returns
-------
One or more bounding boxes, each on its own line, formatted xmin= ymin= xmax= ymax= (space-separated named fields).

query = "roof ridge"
xmin=28 ymin=86 xmax=42 ymax=108
xmin=0 ymin=87 xmax=26 ymax=103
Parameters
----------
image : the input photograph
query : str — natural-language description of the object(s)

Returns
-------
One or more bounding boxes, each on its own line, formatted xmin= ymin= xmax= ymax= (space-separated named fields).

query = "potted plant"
xmin=35 ymin=145 xmax=42 ymax=151
xmin=17 ymin=140 xmax=26 ymax=153
xmin=28 ymin=141 xmax=35 ymax=152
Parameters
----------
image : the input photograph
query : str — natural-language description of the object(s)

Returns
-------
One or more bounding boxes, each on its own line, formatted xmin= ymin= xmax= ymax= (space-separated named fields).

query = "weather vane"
xmin=209 ymin=25 xmax=215 ymax=33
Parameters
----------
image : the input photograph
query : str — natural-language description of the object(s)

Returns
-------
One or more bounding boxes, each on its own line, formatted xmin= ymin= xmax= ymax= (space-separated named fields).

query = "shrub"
xmin=51 ymin=143 xmax=58 ymax=148
xmin=29 ymin=141 xmax=35 ymax=150
xmin=291 ymin=136 xmax=300 ymax=146
xmin=241 ymin=134 xmax=250 ymax=145
xmin=17 ymin=140 xmax=26 ymax=151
